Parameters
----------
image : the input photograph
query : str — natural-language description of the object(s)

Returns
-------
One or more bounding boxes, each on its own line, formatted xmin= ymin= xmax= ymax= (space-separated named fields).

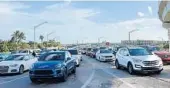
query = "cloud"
xmin=0 ymin=2 xmax=167 ymax=44
xmin=148 ymin=6 xmax=153 ymax=16
xmin=137 ymin=12 xmax=145 ymax=17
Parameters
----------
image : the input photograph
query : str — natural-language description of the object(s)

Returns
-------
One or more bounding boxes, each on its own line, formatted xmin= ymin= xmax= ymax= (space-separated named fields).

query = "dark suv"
xmin=29 ymin=51 xmax=76 ymax=82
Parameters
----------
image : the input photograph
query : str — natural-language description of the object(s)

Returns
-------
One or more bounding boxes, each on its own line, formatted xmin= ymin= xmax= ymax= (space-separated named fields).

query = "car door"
xmin=28 ymin=55 xmax=37 ymax=67
xmin=65 ymin=52 xmax=74 ymax=73
xmin=116 ymin=49 xmax=124 ymax=65
xmin=23 ymin=55 xmax=31 ymax=70
xmin=121 ymin=49 xmax=130 ymax=67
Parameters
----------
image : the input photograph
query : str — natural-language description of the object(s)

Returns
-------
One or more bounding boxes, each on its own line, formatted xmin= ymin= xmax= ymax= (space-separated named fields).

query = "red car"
xmin=154 ymin=51 xmax=170 ymax=64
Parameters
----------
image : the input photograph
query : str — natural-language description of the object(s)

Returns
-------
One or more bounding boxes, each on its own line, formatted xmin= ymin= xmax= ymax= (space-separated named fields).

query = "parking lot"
xmin=0 ymin=55 xmax=170 ymax=88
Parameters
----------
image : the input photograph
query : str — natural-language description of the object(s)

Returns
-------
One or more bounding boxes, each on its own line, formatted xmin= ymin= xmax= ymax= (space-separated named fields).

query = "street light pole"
xmin=46 ymin=31 xmax=55 ymax=47
xmin=98 ymin=37 xmax=104 ymax=47
xmin=33 ymin=21 xmax=47 ymax=49
xmin=128 ymin=29 xmax=139 ymax=41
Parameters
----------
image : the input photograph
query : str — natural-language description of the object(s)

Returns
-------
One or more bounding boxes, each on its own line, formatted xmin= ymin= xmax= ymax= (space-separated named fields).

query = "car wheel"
xmin=30 ymin=78 xmax=38 ymax=83
xmin=72 ymin=65 xmax=76 ymax=74
xmin=128 ymin=63 xmax=135 ymax=75
xmin=19 ymin=65 xmax=24 ymax=74
xmin=155 ymin=70 xmax=162 ymax=74
xmin=60 ymin=69 xmax=67 ymax=82
xmin=115 ymin=60 xmax=120 ymax=69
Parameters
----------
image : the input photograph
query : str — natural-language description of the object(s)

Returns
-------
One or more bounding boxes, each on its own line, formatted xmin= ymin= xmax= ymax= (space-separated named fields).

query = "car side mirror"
xmin=66 ymin=57 xmax=71 ymax=62
xmin=125 ymin=54 xmax=129 ymax=56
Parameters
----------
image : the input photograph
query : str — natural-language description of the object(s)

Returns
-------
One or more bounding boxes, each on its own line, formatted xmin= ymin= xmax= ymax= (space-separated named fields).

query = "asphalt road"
xmin=1 ymin=56 xmax=170 ymax=88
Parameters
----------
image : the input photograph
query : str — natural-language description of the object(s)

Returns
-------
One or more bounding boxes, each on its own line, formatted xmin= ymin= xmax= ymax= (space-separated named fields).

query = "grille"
xmin=142 ymin=67 xmax=159 ymax=71
xmin=0 ymin=66 xmax=9 ymax=73
xmin=105 ymin=56 xmax=112 ymax=58
xmin=143 ymin=60 xmax=158 ymax=66
xmin=34 ymin=70 xmax=53 ymax=75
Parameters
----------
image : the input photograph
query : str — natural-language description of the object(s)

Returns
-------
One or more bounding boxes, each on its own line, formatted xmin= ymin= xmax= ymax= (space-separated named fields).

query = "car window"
xmin=119 ymin=49 xmax=124 ymax=55
xmin=39 ymin=52 xmax=65 ymax=61
xmin=68 ymin=50 xmax=78 ymax=55
xmin=29 ymin=55 xmax=34 ymax=59
xmin=24 ymin=56 xmax=30 ymax=60
xmin=5 ymin=55 xmax=24 ymax=61
xmin=129 ymin=49 xmax=152 ymax=56
xmin=67 ymin=52 xmax=72 ymax=58
xmin=100 ymin=50 xmax=112 ymax=53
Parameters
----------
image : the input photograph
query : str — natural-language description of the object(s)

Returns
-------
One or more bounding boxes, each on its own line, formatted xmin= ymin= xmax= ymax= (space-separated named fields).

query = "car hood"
xmin=131 ymin=55 xmax=161 ymax=61
xmin=33 ymin=61 xmax=64 ymax=69
xmin=0 ymin=61 xmax=23 ymax=66
xmin=100 ymin=53 xmax=113 ymax=56
xmin=72 ymin=55 xmax=81 ymax=59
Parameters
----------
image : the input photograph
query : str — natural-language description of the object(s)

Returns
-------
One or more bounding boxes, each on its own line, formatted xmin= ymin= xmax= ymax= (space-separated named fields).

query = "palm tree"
xmin=39 ymin=35 xmax=44 ymax=43
xmin=11 ymin=30 xmax=26 ymax=50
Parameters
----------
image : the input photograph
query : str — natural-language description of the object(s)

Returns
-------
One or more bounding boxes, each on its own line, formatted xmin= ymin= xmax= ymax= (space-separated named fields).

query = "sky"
xmin=0 ymin=1 xmax=167 ymax=44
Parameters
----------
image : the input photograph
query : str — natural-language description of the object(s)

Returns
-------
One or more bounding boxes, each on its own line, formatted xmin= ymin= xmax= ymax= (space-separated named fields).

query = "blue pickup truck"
xmin=29 ymin=51 xmax=76 ymax=83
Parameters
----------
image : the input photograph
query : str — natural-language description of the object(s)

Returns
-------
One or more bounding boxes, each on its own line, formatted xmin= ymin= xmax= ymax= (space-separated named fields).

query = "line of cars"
xmin=0 ymin=48 xmax=83 ymax=83
xmin=82 ymin=47 xmax=116 ymax=62
xmin=82 ymin=45 xmax=165 ymax=75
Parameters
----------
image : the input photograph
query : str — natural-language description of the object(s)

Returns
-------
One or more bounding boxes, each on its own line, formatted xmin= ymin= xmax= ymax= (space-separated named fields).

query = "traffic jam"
xmin=1 ymin=1 xmax=170 ymax=88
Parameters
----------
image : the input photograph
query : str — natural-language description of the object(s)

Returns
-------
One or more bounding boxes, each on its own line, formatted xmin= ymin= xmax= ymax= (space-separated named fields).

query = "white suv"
xmin=115 ymin=47 xmax=163 ymax=75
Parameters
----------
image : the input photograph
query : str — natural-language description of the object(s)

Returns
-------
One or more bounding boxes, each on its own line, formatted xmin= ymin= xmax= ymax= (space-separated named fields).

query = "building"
xmin=121 ymin=40 xmax=168 ymax=46
xmin=158 ymin=1 xmax=170 ymax=51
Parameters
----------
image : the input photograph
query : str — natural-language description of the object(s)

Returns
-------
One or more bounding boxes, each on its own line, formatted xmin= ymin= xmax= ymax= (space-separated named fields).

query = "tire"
xmin=76 ymin=64 xmax=80 ymax=67
xmin=30 ymin=78 xmax=38 ymax=83
xmin=72 ymin=66 xmax=76 ymax=74
xmin=128 ymin=63 xmax=135 ymax=75
xmin=155 ymin=70 xmax=162 ymax=74
xmin=19 ymin=65 xmax=24 ymax=74
xmin=115 ymin=60 xmax=120 ymax=69
xmin=60 ymin=69 xmax=67 ymax=82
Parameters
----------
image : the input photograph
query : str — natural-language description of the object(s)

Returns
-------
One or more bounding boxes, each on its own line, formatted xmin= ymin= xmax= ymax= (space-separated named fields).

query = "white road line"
xmin=101 ymin=69 xmax=136 ymax=88
xmin=0 ymin=75 xmax=28 ymax=85
xmin=81 ymin=57 xmax=95 ymax=88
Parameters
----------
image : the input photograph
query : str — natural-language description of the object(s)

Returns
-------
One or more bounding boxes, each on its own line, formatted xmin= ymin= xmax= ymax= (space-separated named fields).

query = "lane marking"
xmin=101 ymin=68 xmax=136 ymax=88
xmin=0 ymin=73 xmax=29 ymax=80
xmin=81 ymin=56 xmax=95 ymax=88
xmin=0 ymin=75 xmax=28 ymax=85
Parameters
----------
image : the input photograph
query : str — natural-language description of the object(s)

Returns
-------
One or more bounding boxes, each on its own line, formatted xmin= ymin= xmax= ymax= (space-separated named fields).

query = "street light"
xmin=98 ymin=37 xmax=105 ymax=47
xmin=33 ymin=21 xmax=47 ymax=49
xmin=46 ymin=31 xmax=56 ymax=47
xmin=128 ymin=29 xmax=139 ymax=41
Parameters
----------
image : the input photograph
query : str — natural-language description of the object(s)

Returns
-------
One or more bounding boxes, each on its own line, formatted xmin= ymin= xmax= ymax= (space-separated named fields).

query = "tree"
xmin=163 ymin=44 xmax=169 ymax=49
xmin=20 ymin=43 xmax=30 ymax=49
xmin=0 ymin=41 xmax=9 ymax=52
xmin=11 ymin=30 xmax=26 ymax=50
xmin=39 ymin=35 xmax=44 ymax=43
xmin=11 ymin=30 xmax=26 ymax=43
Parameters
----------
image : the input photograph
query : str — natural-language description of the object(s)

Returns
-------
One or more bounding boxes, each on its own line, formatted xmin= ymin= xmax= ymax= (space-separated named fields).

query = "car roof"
xmin=67 ymin=49 xmax=77 ymax=50
xmin=121 ymin=46 xmax=144 ymax=50
xmin=12 ymin=53 xmax=29 ymax=56
xmin=47 ymin=51 xmax=66 ymax=53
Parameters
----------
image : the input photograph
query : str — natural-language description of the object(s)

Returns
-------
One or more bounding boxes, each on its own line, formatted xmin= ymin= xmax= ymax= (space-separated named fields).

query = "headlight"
xmin=101 ymin=56 xmax=105 ymax=58
xmin=55 ymin=64 xmax=62 ymax=69
xmin=10 ymin=64 xmax=18 ymax=67
xmin=132 ymin=58 xmax=142 ymax=63
xmin=30 ymin=64 xmax=34 ymax=69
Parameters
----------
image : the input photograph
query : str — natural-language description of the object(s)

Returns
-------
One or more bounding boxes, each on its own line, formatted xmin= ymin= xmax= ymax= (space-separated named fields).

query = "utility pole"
xmin=33 ymin=21 xmax=47 ymax=49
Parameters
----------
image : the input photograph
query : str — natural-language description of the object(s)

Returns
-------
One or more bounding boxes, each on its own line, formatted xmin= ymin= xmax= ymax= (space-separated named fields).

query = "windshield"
xmin=93 ymin=49 xmax=98 ymax=52
xmin=100 ymin=50 xmax=112 ymax=53
xmin=39 ymin=52 xmax=65 ymax=61
xmin=129 ymin=49 xmax=152 ymax=56
xmin=5 ymin=55 xmax=24 ymax=61
xmin=68 ymin=50 xmax=78 ymax=55
xmin=19 ymin=50 xmax=28 ymax=53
